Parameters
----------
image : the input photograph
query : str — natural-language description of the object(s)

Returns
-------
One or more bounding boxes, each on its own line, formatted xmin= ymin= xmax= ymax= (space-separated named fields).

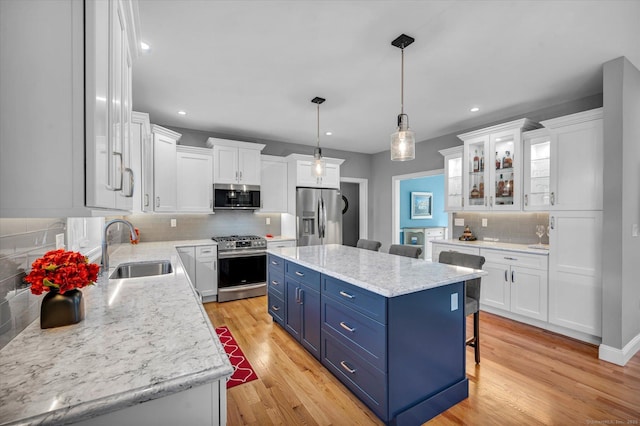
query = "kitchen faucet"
xmin=101 ymin=219 xmax=138 ymax=275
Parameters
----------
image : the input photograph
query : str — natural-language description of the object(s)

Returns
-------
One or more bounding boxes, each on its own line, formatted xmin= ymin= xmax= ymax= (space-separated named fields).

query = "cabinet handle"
xmin=490 ymin=196 xmax=493 ymax=207
xmin=239 ymin=171 xmax=243 ymax=180
xmin=214 ymin=260 xmax=217 ymax=271
xmin=210 ymin=199 xmax=213 ymax=209
xmin=271 ymin=305 xmax=280 ymax=312
xmin=484 ymin=196 xmax=487 ymax=207
xmin=524 ymin=194 xmax=528 ymax=206
xmin=339 ymin=290 xmax=355 ymax=299
xmin=235 ymin=171 xmax=238 ymax=180
xmin=340 ymin=360 xmax=356 ymax=374
xmin=461 ymin=197 xmax=464 ymax=207
xmin=339 ymin=321 xmax=355 ymax=333
xmin=144 ymin=194 xmax=149 ymax=207
xmin=156 ymin=196 xmax=160 ymax=208
xmin=295 ymin=287 xmax=300 ymax=303
xmin=550 ymin=192 xmax=555 ymax=205
xmin=295 ymin=271 xmax=304 ymax=277
xmin=299 ymin=288 xmax=304 ymax=305
xmin=550 ymin=216 xmax=555 ymax=230
xmin=512 ymin=270 xmax=515 ymax=283
xmin=504 ymin=270 xmax=508 ymax=282
xmin=504 ymin=256 xmax=518 ymax=261
xmin=271 ymin=260 xmax=279 ymax=265
xmin=271 ymin=280 xmax=279 ymax=286
xmin=123 ymin=167 xmax=134 ymax=197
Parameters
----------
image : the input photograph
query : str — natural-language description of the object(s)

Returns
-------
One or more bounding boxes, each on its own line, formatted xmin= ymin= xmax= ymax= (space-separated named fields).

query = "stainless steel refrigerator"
xmin=296 ymin=187 xmax=342 ymax=246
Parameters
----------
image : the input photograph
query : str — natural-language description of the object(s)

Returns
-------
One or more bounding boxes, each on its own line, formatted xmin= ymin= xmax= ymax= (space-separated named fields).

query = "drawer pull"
xmin=339 ymin=321 xmax=355 ymax=332
xmin=271 ymin=280 xmax=280 ymax=286
xmin=339 ymin=291 xmax=355 ymax=299
xmin=340 ymin=360 xmax=356 ymax=374
xmin=295 ymin=271 xmax=305 ymax=277
xmin=271 ymin=305 xmax=280 ymax=311
xmin=271 ymin=260 xmax=279 ymax=265
xmin=504 ymin=256 xmax=518 ymax=261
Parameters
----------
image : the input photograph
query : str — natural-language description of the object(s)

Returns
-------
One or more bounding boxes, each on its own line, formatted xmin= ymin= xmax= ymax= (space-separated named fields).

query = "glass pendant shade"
xmin=390 ymin=114 xmax=415 ymax=161
xmin=312 ymin=147 xmax=326 ymax=177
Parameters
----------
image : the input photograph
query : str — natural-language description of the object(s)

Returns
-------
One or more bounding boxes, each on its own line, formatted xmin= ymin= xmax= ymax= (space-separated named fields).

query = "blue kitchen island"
xmin=266 ymin=244 xmax=486 ymax=425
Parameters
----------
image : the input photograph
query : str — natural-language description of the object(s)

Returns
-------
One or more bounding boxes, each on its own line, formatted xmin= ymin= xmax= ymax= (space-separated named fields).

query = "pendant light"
xmin=311 ymin=96 xmax=326 ymax=177
xmin=390 ymin=34 xmax=416 ymax=161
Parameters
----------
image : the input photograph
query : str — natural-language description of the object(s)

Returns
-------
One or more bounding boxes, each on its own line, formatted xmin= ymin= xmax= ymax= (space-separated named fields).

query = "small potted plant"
xmin=24 ymin=249 xmax=100 ymax=329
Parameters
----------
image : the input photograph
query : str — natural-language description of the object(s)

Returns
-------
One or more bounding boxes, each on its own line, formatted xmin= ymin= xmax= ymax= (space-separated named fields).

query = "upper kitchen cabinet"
xmin=522 ymin=128 xmax=552 ymax=211
xmin=260 ymin=155 xmax=288 ymax=213
xmin=176 ymin=146 xmax=213 ymax=213
xmin=539 ymin=108 xmax=603 ymax=211
xmin=152 ymin=125 xmax=181 ymax=212
xmin=458 ymin=118 xmax=540 ymax=212
xmin=206 ymin=138 xmax=265 ymax=185
xmin=0 ymin=0 xmax=139 ymax=217
xmin=286 ymin=154 xmax=344 ymax=189
xmin=131 ymin=111 xmax=153 ymax=212
xmin=439 ymin=146 xmax=463 ymax=211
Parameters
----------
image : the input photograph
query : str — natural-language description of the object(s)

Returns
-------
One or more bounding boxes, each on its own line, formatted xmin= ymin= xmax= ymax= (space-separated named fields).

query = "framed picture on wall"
xmin=411 ymin=192 xmax=433 ymax=219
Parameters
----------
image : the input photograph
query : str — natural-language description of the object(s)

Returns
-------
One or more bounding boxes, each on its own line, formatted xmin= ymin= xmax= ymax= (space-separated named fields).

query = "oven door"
xmin=217 ymin=249 xmax=266 ymax=302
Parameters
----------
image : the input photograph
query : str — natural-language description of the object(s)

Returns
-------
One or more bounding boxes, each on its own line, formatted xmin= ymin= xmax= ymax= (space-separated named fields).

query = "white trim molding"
xmin=599 ymin=332 xmax=640 ymax=366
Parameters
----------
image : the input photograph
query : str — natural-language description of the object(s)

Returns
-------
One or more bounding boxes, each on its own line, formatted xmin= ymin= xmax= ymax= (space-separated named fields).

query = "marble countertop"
xmin=267 ymin=244 xmax=486 ymax=298
xmin=433 ymin=239 xmax=550 ymax=255
xmin=0 ymin=241 xmax=233 ymax=426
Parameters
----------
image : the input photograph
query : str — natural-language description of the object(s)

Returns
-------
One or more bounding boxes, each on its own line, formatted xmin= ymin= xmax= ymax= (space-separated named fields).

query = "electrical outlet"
xmin=170 ymin=219 xmax=177 ymax=228
xmin=266 ymin=217 xmax=271 ymax=225
xmin=482 ymin=218 xmax=488 ymax=227
xmin=454 ymin=218 xmax=464 ymax=226
xmin=55 ymin=233 xmax=65 ymax=249
xmin=451 ymin=293 xmax=459 ymax=311
xmin=632 ymin=224 xmax=639 ymax=237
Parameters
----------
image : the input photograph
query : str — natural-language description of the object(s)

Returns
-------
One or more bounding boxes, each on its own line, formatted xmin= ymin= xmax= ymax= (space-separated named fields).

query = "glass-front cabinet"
xmin=523 ymin=129 xmax=551 ymax=210
xmin=439 ymin=146 xmax=463 ymax=211
xmin=458 ymin=118 xmax=539 ymax=211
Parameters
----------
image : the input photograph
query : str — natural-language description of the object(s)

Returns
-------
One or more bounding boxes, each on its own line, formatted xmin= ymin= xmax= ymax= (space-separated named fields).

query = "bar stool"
xmin=388 ymin=244 xmax=422 ymax=259
xmin=356 ymin=239 xmax=382 ymax=251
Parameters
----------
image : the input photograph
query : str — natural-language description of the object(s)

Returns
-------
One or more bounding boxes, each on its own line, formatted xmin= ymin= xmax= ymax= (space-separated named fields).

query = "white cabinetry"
xmin=548 ymin=210 xmax=602 ymax=337
xmin=458 ymin=119 xmax=539 ymax=211
xmin=403 ymin=227 xmax=446 ymax=260
xmin=439 ymin=147 xmax=463 ymax=211
xmin=207 ymin=138 xmax=265 ymax=185
xmin=151 ymin=125 xmax=181 ymax=212
xmin=522 ymin=129 xmax=551 ymax=211
xmin=540 ymin=108 xmax=603 ymax=211
xmin=177 ymin=146 xmax=213 ymax=213
xmin=195 ymin=245 xmax=218 ymax=302
xmin=131 ymin=112 xmax=152 ymax=212
xmin=260 ymin=155 xmax=288 ymax=213
xmin=267 ymin=239 xmax=296 ymax=249
xmin=0 ymin=0 xmax=138 ymax=217
xmin=287 ymin=154 xmax=344 ymax=189
xmin=480 ymin=249 xmax=548 ymax=322
xmin=177 ymin=246 xmax=196 ymax=282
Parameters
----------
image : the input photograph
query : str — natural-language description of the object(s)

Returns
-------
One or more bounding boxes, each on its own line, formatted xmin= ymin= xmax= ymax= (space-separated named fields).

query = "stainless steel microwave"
xmin=213 ymin=184 xmax=260 ymax=210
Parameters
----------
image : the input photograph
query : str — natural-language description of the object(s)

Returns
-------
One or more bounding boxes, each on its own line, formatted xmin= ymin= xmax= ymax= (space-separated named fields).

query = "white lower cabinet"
xmin=75 ymin=380 xmax=226 ymax=426
xmin=548 ymin=210 xmax=602 ymax=337
xmin=480 ymin=249 xmax=548 ymax=322
xmin=178 ymin=245 xmax=218 ymax=303
xmin=267 ymin=239 xmax=296 ymax=249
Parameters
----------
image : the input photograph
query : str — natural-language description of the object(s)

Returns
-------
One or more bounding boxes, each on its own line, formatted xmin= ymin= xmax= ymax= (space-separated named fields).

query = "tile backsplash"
xmin=452 ymin=212 xmax=550 ymax=245
xmin=0 ymin=218 xmax=66 ymax=349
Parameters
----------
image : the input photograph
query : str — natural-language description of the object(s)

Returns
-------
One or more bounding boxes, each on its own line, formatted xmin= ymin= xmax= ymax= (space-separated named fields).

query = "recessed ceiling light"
xmin=178 ymin=110 xmax=187 ymax=115
xmin=470 ymin=107 xmax=480 ymax=112
xmin=140 ymin=41 xmax=151 ymax=51
xmin=325 ymin=131 xmax=332 ymax=136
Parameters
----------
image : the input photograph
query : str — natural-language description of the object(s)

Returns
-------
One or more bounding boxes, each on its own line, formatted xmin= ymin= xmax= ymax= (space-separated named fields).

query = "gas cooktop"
xmin=211 ymin=235 xmax=267 ymax=251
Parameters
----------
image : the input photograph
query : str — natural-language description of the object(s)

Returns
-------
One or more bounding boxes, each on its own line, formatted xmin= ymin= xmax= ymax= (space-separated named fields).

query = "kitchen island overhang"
xmin=266 ymin=244 xmax=486 ymax=425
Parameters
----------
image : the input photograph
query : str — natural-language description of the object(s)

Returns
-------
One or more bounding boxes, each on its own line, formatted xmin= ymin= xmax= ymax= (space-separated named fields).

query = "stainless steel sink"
xmin=109 ymin=260 xmax=173 ymax=279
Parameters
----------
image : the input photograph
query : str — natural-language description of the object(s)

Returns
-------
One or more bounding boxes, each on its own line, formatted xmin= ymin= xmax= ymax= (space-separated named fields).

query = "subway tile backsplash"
xmin=0 ymin=218 xmax=66 ymax=349
xmin=451 ymin=212 xmax=550 ymax=245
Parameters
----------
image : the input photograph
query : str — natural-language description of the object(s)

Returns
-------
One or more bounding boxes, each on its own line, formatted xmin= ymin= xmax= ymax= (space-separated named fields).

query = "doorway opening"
xmin=340 ymin=177 xmax=368 ymax=247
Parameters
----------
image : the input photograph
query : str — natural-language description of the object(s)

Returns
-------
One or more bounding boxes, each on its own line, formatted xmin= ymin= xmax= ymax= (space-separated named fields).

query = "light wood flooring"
xmin=205 ymin=296 xmax=640 ymax=425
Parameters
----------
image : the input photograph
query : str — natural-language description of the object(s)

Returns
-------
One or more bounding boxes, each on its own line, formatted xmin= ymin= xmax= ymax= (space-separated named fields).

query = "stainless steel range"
xmin=212 ymin=235 xmax=267 ymax=302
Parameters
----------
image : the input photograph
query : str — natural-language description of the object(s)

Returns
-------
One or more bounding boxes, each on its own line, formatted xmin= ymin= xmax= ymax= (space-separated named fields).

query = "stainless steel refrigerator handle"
xmin=321 ymin=197 xmax=327 ymax=238
xmin=317 ymin=198 xmax=322 ymax=238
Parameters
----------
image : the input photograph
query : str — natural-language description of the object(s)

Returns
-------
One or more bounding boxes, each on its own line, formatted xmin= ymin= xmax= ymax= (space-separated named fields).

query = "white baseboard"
xmin=599 ymin=332 xmax=640 ymax=366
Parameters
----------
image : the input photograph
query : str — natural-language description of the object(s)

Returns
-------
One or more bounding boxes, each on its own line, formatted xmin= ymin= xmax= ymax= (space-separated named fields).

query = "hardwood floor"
xmin=205 ymin=296 xmax=640 ymax=425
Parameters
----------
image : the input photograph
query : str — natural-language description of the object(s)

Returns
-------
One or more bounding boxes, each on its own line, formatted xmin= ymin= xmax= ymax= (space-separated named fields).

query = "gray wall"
xmin=370 ymin=94 xmax=603 ymax=250
xmin=602 ymin=57 xmax=640 ymax=351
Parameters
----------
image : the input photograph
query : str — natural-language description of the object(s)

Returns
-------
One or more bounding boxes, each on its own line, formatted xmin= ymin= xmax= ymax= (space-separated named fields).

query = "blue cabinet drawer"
xmin=322 ymin=296 xmax=386 ymax=371
xmin=285 ymin=261 xmax=320 ymax=290
xmin=268 ymin=269 xmax=284 ymax=298
xmin=322 ymin=331 xmax=387 ymax=420
xmin=323 ymin=275 xmax=386 ymax=324
xmin=268 ymin=254 xmax=285 ymax=274
xmin=268 ymin=290 xmax=284 ymax=327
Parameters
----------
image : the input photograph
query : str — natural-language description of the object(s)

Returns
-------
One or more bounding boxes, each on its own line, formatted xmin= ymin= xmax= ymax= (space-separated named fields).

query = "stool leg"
xmin=474 ymin=311 xmax=480 ymax=364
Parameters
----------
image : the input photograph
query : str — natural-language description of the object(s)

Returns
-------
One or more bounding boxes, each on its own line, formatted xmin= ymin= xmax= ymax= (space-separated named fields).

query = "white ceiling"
xmin=132 ymin=0 xmax=640 ymax=155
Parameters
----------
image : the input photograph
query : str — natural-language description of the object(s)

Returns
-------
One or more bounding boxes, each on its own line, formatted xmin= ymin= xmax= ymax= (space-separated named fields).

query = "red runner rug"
xmin=215 ymin=326 xmax=258 ymax=389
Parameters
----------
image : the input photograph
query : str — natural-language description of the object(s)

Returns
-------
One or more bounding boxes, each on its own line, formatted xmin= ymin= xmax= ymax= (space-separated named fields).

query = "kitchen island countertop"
xmin=0 ymin=240 xmax=232 ymax=426
xmin=267 ymin=244 xmax=486 ymax=298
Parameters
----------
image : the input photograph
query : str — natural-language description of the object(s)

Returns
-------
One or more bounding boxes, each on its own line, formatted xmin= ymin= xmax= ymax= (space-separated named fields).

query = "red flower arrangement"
xmin=25 ymin=249 xmax=100 ymax=295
